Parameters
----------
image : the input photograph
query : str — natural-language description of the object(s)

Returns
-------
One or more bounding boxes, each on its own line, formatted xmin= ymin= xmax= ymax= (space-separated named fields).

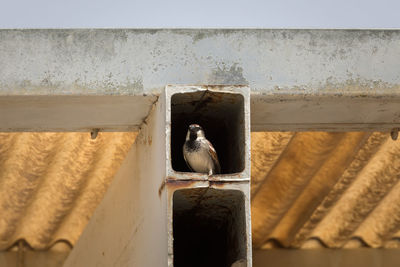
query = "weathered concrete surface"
xmin=1 ymin=29 xmax=400 ymax=131
xmin=0 ymin=95 xmax=157 ymax=131
xmin=63 ymin=89 xmax=168 ymax=267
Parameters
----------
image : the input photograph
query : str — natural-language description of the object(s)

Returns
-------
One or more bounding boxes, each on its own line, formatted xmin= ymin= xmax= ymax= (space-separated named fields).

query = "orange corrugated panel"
xmin=1 ymin=131 xmax=399 ymax=251
xmin=250 ymin=132 xmax=400 ymax=249
xmin=0 ymin=132 xmax=136 ymax=250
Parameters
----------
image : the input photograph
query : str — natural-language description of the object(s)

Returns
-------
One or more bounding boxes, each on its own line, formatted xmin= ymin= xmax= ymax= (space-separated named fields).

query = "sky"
xmin=0 ymin=0 xmax=399 ymax=28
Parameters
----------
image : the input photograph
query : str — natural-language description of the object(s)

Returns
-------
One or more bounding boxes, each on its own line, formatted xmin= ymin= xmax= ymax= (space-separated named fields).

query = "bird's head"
xmin=186 ymin=124 xmax=205 ymax=141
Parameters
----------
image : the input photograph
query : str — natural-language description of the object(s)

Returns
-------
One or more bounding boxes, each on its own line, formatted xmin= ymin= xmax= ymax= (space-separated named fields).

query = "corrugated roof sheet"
xmin=251 ymin=132 xmax=400 ymax=249
xmin=0 ymin=132 xmax=136 ymax=251
xmin=0 ymin=131 xmax=398 ymax=252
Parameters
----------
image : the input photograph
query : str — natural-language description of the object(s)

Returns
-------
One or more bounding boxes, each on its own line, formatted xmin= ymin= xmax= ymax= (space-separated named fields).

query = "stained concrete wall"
xmin=1 ymin=29 xmax=400 ymax=96
xmin=1 ymin=29 xmax=400 ymax=131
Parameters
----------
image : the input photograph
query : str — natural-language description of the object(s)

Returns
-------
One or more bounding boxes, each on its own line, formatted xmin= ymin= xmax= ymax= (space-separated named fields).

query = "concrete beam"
xmin=1 ymin=29 xmax=400 ymax=131
xmin=0 ymin=95 xmax=156 ymax=132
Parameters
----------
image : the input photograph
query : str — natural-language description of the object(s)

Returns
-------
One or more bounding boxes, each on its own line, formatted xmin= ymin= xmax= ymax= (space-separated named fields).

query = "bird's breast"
xmin=184 ymin=148 xmax=213 ymax=174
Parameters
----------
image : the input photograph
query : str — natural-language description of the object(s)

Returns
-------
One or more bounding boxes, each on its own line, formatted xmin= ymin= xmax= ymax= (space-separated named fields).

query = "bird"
xmin=183 ymin=124 xmax=221 ymax=176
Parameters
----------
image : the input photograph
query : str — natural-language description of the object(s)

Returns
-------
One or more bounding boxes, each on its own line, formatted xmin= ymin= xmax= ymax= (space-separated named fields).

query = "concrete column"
xmin=63 ymin=85 xmax=252 ymax=267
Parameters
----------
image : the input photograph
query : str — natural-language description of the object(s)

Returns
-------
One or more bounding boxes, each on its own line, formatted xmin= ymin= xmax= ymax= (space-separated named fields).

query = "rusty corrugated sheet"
xmin=0 ymin=131 xmax=398 ymax=252
xmin=0 ymin=132 xmax=136 ymax=251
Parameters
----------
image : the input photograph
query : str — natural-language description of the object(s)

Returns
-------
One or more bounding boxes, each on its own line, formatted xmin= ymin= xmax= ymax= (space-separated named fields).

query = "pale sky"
xmin=0 ymin=0 xmax=399 ymax=28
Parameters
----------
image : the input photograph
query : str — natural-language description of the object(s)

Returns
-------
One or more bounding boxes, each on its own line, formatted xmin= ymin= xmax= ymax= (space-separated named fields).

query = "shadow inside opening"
xmin=173 ymin=188 xmax=246 ymax=267
xmin=171 ymin=90 xmax=245 ymax=174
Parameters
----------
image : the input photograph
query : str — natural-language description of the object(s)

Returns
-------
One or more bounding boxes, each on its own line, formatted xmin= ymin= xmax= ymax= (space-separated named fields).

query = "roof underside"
xmin=0 ymin=131 xmax=398 ymax=252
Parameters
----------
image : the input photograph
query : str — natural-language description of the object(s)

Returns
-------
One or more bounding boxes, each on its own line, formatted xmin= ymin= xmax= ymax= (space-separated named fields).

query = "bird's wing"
xmin=206 ymin=140 xmax=221 ymax=174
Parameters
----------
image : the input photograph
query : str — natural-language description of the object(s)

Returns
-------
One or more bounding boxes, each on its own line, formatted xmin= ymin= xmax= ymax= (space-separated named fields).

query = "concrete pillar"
xmin=63 ymin=85 xmax=252 ymax=267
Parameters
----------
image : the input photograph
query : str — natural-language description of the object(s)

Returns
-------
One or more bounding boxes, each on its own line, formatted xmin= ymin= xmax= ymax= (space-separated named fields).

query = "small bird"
xmin=183 ymin=124 xmax=221 ymax=175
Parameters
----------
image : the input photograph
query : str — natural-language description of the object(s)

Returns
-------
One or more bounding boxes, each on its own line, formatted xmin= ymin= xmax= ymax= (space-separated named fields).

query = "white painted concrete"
xmin=0 ymin=95 xmax=156 ymax=132
xmin=63 ymin=94 xmax=168 ymax=266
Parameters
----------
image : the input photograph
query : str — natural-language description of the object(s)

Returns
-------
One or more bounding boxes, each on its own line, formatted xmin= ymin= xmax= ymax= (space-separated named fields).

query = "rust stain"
xmin=166 ymin=179 xmax=199 ymax=189
xmin=167 ymin=172 xmax=208 ymax=180
xmin=158 ymin=180 xmax=166 ymax=197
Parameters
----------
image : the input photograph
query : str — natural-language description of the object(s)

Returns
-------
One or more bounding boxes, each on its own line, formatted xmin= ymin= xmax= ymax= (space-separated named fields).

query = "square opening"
xmin=173 ymin=188 xmax=247 ymax=267
xmin=171 ymin=90 xmax=245 ymax=174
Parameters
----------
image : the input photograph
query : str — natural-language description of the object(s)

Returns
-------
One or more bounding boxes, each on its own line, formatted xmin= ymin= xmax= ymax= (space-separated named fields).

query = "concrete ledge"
xmin=1 ymin=29 xmax=400 ymax=131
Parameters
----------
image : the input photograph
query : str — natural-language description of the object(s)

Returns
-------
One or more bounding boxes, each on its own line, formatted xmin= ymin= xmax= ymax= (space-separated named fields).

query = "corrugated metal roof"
xmin=0 ymin=132 xmax=136 ymax=251
xmin=251 ymin=132 xmax=400 ymax=249
xmin=0 ymin=131 xmax=398 ymax=252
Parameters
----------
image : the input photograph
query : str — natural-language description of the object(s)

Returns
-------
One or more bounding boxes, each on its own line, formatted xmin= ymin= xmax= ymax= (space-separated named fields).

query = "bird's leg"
xmin=208 ymin=169 xmax=213 ymax=176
